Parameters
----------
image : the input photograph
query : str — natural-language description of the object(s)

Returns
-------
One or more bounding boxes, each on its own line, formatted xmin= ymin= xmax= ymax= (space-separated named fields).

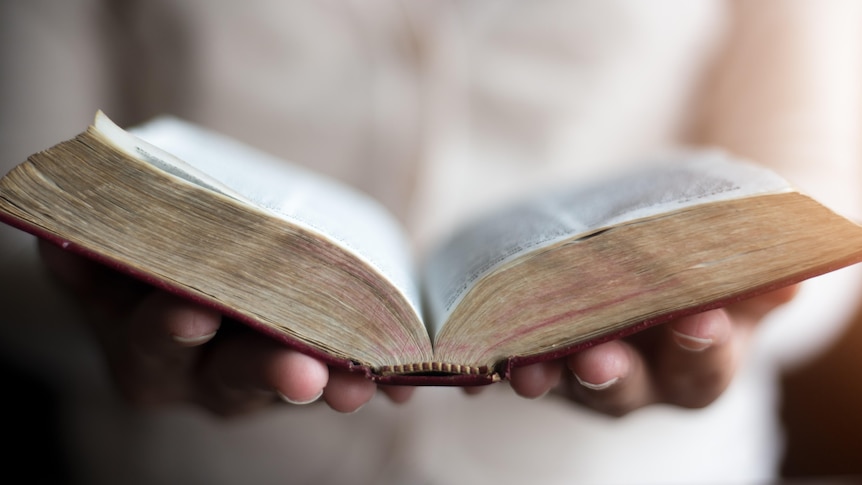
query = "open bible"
xmin=3 ymin=111 xmax=862 ymax=385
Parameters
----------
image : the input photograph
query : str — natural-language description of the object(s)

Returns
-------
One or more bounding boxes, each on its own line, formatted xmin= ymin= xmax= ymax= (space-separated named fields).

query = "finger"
xmin=200 ymin=330 xmax=329 ymax=416
xmin=562 ymin=339 xmax=656 ymax=416
xmin=37 ymin=239 xmax=94 ymax=293
xmin=462 ymin=386 xmax=487 ymax=396
xmin=322 ymin=369 xmax=377 ymax=413
xmin=109 ymin=291 xmax=221 ymax=407
xmin=380 ymin=385 xmax=415 ymax=404
xmin=38 ymin=239 xmax=149 ymax=317
xmin=128 ymin=291 xmax=221 ymax=352
xmin=727 ymin=284 xmax=799 ymax=323
xmin=509 ymin=360 xmax=564 ymax=399
xmin=655 ymin=308 xmax=738 ymax=408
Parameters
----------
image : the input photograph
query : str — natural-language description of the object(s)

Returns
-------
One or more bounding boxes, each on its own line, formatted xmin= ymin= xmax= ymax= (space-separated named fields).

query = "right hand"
xmin=38 ymin=240 xmax=414 ymax=416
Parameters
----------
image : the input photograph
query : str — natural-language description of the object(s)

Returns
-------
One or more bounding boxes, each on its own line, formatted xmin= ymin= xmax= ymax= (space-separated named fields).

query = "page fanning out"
xmin=422 ymin=150 xmax=793 ymax=340
xmin=96 ymin=112 xmax=422 ymax=321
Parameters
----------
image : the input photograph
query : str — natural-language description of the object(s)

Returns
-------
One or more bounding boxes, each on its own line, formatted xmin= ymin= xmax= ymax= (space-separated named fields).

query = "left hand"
xmin=484 ymin=286 xmax=798 ymax=416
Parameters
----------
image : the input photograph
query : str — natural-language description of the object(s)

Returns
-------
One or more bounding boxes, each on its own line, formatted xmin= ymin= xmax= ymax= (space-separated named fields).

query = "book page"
xmin=95 ymin=113 xmax=422 ymax=320
xmin=423 ymin=151 xmax=793 ymax=339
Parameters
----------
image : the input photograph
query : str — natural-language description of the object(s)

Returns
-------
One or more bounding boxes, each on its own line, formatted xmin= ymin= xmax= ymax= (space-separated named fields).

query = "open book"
xmin=3 ymin=111 xmax=862 ymax=385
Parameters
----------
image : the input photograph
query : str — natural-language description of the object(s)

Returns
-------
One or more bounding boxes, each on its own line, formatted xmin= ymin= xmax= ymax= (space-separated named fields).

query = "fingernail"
xmin=343 ymin=402 xmax=368 ymax=415
xmin=574 ymin=374 xmax=619 ymax=391
xmin=171 ymin=331 xmax=217 ymax=345
xmin=672 ymin=330 xmax=713 ymax=352
xmin=277 ymin=389 xmax=323 ymax=405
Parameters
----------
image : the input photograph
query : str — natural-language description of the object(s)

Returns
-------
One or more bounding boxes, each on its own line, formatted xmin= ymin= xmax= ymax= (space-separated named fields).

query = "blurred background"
xmin=2 ymin=0 xmax=862 ymax=483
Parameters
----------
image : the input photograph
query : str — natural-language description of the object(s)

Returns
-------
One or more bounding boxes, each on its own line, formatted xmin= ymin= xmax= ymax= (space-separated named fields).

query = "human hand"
xmin=37 ymin=240 xmax=414 ymax=416
xmin=475 ymin=287 xmax=799 ymax=416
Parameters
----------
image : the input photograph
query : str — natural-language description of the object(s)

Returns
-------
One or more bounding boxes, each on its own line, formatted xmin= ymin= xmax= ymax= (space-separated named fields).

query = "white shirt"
xmin=2 ymin=1 xmax=859 ymax=483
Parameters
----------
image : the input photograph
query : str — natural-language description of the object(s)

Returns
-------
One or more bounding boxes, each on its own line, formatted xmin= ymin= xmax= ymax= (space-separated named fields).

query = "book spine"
xmin=379 ymin=362 xmax=491 ymax=376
